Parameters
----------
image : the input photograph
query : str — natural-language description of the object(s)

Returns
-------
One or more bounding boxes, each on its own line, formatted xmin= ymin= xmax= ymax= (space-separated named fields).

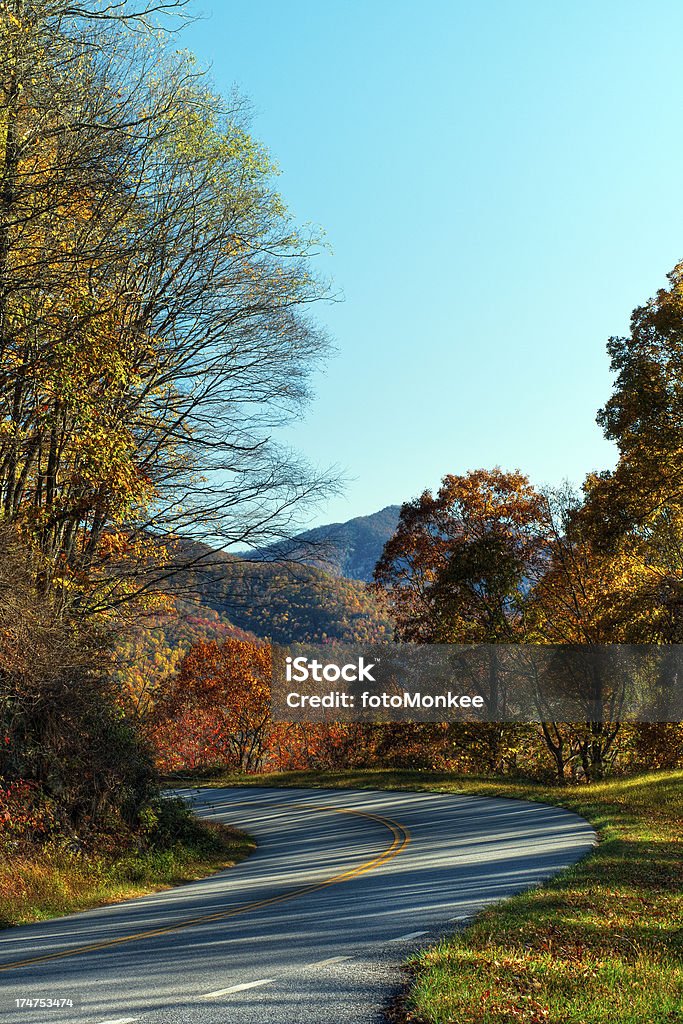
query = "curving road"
xmin=0 ymin=787 xmax=595 ymax=1024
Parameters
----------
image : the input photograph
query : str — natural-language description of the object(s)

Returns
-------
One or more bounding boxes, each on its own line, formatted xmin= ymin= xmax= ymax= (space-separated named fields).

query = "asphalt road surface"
xmin=0 ymin=786 xmax=596 ymax=1024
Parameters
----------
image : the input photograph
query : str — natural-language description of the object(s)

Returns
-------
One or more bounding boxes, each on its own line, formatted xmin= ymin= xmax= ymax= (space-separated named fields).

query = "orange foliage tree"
xmin=374 ymin=469 xmax=550 ymax=773
xmin=375 ymin=468 xmax=549 ymax=646
xmin=152 ymin=638 xmax=271 ymax=773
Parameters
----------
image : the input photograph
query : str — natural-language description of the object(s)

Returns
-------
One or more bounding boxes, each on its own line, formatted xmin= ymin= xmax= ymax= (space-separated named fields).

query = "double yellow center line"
xmin=0 ymin=801 xmax=411 ymax=973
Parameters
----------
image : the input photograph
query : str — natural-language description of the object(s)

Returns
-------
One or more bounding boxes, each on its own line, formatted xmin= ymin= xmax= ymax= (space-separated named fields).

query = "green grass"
xmin=171 ymin=767 xmax=683 ymax=1024
xmin=0 ymin=818 xmax=255 ymax=929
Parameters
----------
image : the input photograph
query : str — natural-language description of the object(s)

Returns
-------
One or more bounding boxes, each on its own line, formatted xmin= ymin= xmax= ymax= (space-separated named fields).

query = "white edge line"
xmin=202 ymin=978 xmax=274 ymax=998
xmin=97 ymin=1018 xmax=140 ymax=1024
xmin=308 ymin=955 xmax=352 ymax=968
xmin=388 ymin=930 xmax=428 ymax=942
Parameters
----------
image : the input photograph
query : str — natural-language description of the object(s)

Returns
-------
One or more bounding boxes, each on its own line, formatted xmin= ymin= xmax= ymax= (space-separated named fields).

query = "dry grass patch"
xmin=0 ymin=818 xmax=254 ymax=928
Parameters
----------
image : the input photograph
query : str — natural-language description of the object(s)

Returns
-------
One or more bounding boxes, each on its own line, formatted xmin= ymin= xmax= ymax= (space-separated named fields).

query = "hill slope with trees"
xmin=174 ymin=539 xmax=393 ymax=644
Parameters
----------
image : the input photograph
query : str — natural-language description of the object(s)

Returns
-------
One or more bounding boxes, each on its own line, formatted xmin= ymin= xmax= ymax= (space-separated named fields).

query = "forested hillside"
xmin=173 ymin=540 xmax=393 ymax=643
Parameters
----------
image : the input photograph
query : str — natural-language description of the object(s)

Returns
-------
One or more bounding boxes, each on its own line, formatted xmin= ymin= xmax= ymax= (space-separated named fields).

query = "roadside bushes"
xmin=0 ymin=526 xmax=158 ymax=846
xmin=0 ymin=780 xmax=56 ymax=841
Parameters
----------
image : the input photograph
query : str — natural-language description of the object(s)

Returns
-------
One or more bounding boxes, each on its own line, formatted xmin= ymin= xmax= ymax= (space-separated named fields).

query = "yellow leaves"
xmin=0 ymin=4 xmax=331 ymax=634
xmin=0 ymin=6 xmax=24 ymax=30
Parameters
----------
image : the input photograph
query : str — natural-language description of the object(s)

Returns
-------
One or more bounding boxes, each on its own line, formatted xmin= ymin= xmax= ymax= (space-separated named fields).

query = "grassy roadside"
xmin=171 ymin=767 xmax=683 ymax=1024
xmin=0 ymin=808 xmax=255 ymax=929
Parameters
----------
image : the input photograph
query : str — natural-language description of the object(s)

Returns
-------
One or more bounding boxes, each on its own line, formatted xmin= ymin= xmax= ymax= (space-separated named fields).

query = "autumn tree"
xmin=0 ymin=0 xmax=333 ymax=619
xmin=570 ymin=264 xmax=683 ymax=773
xmin=375 ymin=469 xmax=549 ymax=646
xmin=375 ymin=469 xmax=550 ymax=770
xmin=152 ymin=638 xmax=271 ymax=773
xmin=522 ymin=486 xmax=643 ymax=781
xmin=587 ymin=262 xmax=683 ymax=549
xmin=578 ymin=263 xmax=683 ymax=650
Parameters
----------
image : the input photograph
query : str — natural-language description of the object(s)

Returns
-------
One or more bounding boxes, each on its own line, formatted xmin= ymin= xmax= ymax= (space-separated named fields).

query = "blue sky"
xmin=182 ymin=1 xmax=683 ymax=528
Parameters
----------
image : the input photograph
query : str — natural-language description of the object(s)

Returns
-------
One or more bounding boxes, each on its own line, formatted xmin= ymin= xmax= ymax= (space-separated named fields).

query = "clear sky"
xmin=181 ymin=1 xmax=683 ymax=528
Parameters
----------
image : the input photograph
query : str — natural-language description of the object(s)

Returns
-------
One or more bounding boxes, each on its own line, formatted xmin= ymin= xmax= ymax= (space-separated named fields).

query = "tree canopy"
xmin=0 ymin=0 xmax=333 ymax=616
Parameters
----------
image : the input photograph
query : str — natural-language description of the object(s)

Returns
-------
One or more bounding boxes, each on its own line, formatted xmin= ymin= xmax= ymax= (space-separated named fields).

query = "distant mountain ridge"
xmin=248 ymin=505 xmax=401 ymax=582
